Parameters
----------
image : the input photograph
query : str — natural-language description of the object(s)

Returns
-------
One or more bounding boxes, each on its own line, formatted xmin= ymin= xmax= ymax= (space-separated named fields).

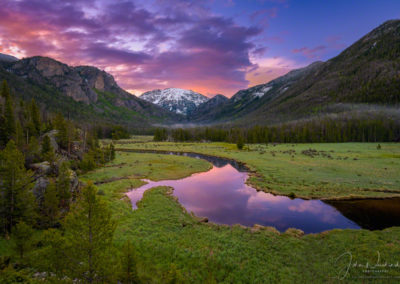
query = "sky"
xmin=0 ymin=0 xmax=400 ymax=97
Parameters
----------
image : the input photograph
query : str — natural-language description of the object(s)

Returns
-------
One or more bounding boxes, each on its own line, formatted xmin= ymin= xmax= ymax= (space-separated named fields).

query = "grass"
xmin=113 ymin=141 xmax=400 ymax=199
xmin=80 ymin=152 xmax=211 ymax=183
xmin=79 ymin=150 xmax=400 ymax=282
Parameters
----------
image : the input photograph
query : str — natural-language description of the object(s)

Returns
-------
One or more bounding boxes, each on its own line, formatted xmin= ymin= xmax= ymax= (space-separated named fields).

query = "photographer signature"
xmin=334 ymin=251 xmax=399 ymax=280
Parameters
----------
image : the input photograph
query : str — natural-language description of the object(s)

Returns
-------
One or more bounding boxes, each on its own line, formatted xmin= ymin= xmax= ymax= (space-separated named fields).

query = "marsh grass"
xmin=79 ymin=150 xmax=400 ymax=282
xmin=114 ymin=141 xmax=400 ymax=199
xmin=3 ymin=144 xmax=397 ymax=282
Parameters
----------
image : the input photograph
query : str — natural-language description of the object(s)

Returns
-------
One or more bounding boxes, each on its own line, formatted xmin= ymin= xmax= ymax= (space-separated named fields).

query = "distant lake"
xmin=126 ymin=151 xmax=400 ymax=234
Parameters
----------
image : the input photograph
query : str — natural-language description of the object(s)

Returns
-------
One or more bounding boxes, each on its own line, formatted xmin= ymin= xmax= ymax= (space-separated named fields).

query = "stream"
xmin=126 ymin=151 xmax=400 ymax=233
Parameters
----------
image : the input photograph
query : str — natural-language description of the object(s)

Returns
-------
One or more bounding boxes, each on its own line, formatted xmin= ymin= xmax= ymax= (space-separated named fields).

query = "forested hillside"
xmin=0 ymin=57 xmax=182 ymax=132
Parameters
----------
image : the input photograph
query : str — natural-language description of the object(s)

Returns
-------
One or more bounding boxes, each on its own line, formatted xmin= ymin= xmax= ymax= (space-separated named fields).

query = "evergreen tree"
xmin=0 ymin=140 xmax=35 ymax=235
xmin=63 ymin=182 xmax=116 ymax=283
xmin=39 ymin=228 xmax=66 ymax=277
xmin=2 ymin=81 xmax=16 ymax=141
xmin=26 ymin=136 xmax=41 ymax=165
xmin=12 ymin=221 xmax=33 ymax=260
xmin=0 ymin=114 xmax=6 ymax=146
xmin=40 ymin=182 xmax=60 ymax=228
xmin=15 ymin=120 xmax=24 ymax=150
xmin=30 ymin=99 xmax=41 ymax=136
xmin=110 ymin=143 xmax=116 ymax=160
xmin=119 ymin=240 xmax=139 ymax=284
xmin=41 ymin=135 xmax=54 ymax=162
xmin=57 ymin=162 xmax=71 ymax=209
xmin=236 ymin=134 xmax=244 ymax=150
xmin=53 ymin=113 xmax=70 ymax=150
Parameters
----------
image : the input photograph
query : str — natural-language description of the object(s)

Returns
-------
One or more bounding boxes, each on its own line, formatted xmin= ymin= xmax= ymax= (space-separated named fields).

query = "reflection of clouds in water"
xmin=288 ymin=201 xmax=339 ymax=224
xmin=246 ymin=189 xmax=289 ymax=210
xmin=126 ymin=161 xmax=359 ymax=232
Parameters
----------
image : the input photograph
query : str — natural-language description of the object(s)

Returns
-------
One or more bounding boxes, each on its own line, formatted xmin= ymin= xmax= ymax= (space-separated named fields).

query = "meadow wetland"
xmin=78 ymin=138 xmax=400 ymax=282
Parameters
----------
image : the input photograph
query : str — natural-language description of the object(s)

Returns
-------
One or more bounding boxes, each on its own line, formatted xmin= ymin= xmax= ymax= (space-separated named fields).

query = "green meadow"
xmin=2 ymin=141 xmax=399 ymax=282
xmin=79 ymin=149 xmax=400 ymax=282
xmin=112 ymin=140 xmax=400 ymax=200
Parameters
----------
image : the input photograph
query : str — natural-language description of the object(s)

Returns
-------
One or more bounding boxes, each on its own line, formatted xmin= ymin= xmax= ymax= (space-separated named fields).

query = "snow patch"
xmin=140 ymin=88 xmax=209 ymax=115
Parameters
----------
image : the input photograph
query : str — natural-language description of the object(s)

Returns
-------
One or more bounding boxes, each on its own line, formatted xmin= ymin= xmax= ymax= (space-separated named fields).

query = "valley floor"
xmin=77 ymin=141 xmax=400 ymax=282
xmin=112 ymin=139 xmax=400 ymax=200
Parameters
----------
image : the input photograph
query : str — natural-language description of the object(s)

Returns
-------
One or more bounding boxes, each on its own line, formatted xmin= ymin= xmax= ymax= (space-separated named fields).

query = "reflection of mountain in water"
xmin=126 ymin=149 xmax=248 ymax=171
xmin=325 ymin=198 xmax=400 ymax=230
xmin=177 ymin=152 xmax=247 ymax=171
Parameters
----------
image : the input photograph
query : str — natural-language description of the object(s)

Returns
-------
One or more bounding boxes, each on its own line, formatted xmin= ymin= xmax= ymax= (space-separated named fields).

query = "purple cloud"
xmin=0 ymin=0 xmax=269 ymax=96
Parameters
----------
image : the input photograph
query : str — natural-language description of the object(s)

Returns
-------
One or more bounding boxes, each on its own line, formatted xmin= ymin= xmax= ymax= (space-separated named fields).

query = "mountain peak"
xmin=0 ymin=52 xmax=19 ymax=63
xmin=140 ymin=88 xmax=208 ymax=115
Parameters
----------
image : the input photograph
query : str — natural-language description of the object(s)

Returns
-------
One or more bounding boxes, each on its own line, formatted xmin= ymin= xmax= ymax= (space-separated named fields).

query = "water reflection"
xmin=326 ymin=198 xmax=400 ymax=230
xmin=126 ymin=163 xmax=361 ymax=233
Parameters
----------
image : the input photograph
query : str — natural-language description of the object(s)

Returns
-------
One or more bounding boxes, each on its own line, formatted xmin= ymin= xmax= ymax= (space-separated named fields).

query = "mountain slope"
xmin=189 ymin=94 xmax=228 ymax=121
xmin=0 ymin=56 xmax=182 ymax=129
xmin=0 ymin=52 xmax=18 ymax=63
xmin=140 ymin=88 xmax=208 ymax=115
xmin=190 ymin=62 xmax=323 ymax=123
xmin=194 ymin=20 xmax=400 ymax=126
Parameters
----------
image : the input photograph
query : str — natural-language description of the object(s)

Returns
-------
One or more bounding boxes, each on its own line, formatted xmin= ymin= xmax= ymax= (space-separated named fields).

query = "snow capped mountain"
xmin=140 ymin=88 xmax=209 ymax=115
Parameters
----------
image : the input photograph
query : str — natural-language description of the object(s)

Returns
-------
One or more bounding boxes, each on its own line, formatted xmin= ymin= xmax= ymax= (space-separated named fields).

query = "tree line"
xmin=154 ymin=115 xmax=400 ymax=144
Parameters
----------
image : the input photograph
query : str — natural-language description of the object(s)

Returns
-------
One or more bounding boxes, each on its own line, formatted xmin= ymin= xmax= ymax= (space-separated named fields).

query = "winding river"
xmin=126 ymin=151 xmax=400 ymax=234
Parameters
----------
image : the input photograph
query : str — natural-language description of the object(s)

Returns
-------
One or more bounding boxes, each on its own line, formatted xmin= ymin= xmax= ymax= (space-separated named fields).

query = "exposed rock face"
xmin=75 ymin=66 xmax=122 ymax=95
xmin=2 ymin=55 xmax=185 ymax=125
xmin=33 ymin=177 xmax=49 ymax=201
xmin=10 ymin=57 xmax=97 ymax=103
xmin=32 ymin=169 xmax=79 ymax=202
xmin=30 ymin=161 xmax=52 ymax=175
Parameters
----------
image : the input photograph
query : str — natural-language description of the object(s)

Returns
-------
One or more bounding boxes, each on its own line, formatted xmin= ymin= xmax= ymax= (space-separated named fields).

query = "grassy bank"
xmin=112 ymin=141 xmax=400 ymax=200
xmin=80 ymin=150 xmax=400 ymax=282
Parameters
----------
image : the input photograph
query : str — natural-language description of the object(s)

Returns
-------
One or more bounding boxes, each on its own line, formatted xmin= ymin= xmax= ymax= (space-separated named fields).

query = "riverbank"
xmin=79 ymin=150 xmax=400 ymax=282
xmin=111 ymin=141 xmax=400 ymax=200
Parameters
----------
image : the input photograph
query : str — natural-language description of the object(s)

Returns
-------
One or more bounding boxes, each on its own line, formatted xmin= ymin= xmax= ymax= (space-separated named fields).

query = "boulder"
xmin=30 ymin=161 xmax=52 ymax=175
xmin=33 ymin=177 xmax=49 ymax=201
xmin=284 ymin=228 xmax=305 ymax=238
xmin=251 ymin=224 xmax=280 ymax=235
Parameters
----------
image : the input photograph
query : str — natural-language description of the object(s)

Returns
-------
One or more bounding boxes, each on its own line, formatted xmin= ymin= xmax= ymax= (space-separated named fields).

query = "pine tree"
xmin=40 ymin=182 xmax=60 ymax=228
xmin=63 ymin=182 xmax=116 ymax=283
xmin=119 ymin=240 xmax=139 ymax=283
xmin=110 ymin=143 xmax=116 ymax=160
xmin=40 ymin=229 xmax=67 ymax=277
xmin=0 ymin=114 xmax=7 ymax=146
xmin=57 ymin=162 xmax=71 ymax=209
xmin=53 ymin=113 xmax=69 ymax=149
xmin=26 ymin=136 xmax=41 ymax=165
xmin=41 ymin=135 xmax=54 ymax=162
xmin=2 ymin=81 xmax=16 ymax=141
xmin=30 ymin=99 xmax=41 ymax=136
xmin=15 ymin=120 xmax=24 ymax=150
xmin=236 ymin=134 xmax=244 ymax=150
xmin=0 ymin=140 xmax=35 ymax=235
xmin=12 ymin=221 xmax=33 ymax=260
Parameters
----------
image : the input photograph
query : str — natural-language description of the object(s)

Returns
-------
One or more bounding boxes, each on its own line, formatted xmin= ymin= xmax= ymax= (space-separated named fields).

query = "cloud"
xmin=292 ymin=45 xmax=327 ymax=59
xmin=0 ymin=0 xmax=271 ymax=96
xmin=246 ymin=56 xmax=298 ymax=87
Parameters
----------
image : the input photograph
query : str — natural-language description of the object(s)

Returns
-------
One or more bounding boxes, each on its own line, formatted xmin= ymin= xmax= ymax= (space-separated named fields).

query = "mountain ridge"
xmin=0 ymin=56 xmax=183 ymax=130
xmin=140 ymin=88 xmax=208 ymax=115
